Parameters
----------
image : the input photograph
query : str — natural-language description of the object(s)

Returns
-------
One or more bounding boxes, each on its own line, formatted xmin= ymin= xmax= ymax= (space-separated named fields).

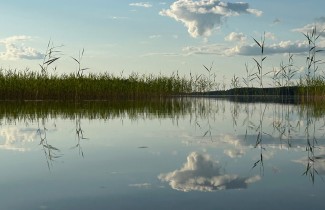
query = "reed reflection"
xmin=71 ymin=113 xmax=88 ymax=158
xmin=37 ymin=117 xmax=62 ymax=170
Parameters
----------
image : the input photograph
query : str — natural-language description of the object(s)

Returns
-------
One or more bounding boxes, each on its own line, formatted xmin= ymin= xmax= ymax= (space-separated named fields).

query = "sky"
xmin=1 ymin=0 xmax=325 ymax=85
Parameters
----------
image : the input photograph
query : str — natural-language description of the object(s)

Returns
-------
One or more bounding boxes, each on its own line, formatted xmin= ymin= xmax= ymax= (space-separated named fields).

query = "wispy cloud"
xmin=141 ymin=52 xmax=180 ymax=57
xmin=109 ymin=16 xmax=128 ymax=20
xmin=160 ymin=0 xmax=262 ymax=38
xmin=182 ymin=44 xmax=230 ymax=55
xmin=224 ymin=148 xmax=245 ymax=158
xmin=129 ymin=2 xmax=153 ymax=8
xmin=272 ymin=18 xmax=281 ymax=25
xmin=149 ymin=35 xmax=162 ymax=39
xmin=265 ymin=32 xmax=276 ymax=40
xmin=0 ymin=35 xmax=43 ymax=60
xmin=129 ymin=183 xmax=152 ymax=188
xmin=158 ymin=152 xmax=261 ymax=192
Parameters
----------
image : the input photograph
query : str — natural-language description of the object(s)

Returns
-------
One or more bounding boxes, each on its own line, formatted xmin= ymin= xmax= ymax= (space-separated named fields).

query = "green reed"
xmin=297 ymin=26 xmax=325 ymax=101
xmin=0 ymin=66 xmax=198 ymax=100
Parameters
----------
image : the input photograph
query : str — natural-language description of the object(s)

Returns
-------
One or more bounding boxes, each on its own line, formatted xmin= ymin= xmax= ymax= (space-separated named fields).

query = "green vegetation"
xmin=0 ymin=68 xmax=195 ymax=100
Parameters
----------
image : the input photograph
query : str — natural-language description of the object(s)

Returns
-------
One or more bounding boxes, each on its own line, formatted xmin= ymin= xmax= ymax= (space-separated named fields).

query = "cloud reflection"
xmin=158 ymin=152 xmax=260 ymax=192
xmin=129 ymin=183 xmax=152 ymax=189
xmin=294 ymin=154 xmax=325 ymax=175
xmin=0 ymin=127 xmax=36 ymax=151
xmin=224 ymin=148 xmax=245 ymax=158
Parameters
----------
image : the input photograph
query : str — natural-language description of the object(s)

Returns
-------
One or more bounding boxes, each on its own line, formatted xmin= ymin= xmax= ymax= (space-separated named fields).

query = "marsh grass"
xmin=0 ymin=67 xmax=197 ymax=100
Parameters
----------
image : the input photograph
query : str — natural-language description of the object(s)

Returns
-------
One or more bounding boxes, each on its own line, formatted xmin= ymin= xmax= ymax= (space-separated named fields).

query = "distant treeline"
xmin=203 ymin=86 xmax=299 ymax=96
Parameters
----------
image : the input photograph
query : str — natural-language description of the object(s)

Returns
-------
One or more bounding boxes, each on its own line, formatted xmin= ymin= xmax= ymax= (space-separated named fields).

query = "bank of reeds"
xmin=0 ymin=68 xmax=196 ymax=100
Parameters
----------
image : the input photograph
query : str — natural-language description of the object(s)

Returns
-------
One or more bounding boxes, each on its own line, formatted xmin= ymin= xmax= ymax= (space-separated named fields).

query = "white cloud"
xmin=265 ymin=32 xmax=276 ymax=40
xmin=0 ymin=35 xmax=43 ymax=60
xmin=160 ymin=0 xmax=262 ymax=38
xmin=293 ymin=17 xmax=325 ymax=38
xmin=183 ymin=40 xmax=312 ymax=56
xmin=182 ymin=44 xmax=228 ymax=55
xmin=158 ymin=152 xmax=260 ymax=192
xmin=109 ymin=16 xmax=128 ymax=20
xmin=129 ymin=2 xmax=153 ymax=8
xmin=235 ymin=40 xmax=311 ymax=56
xmin=246 ymin=8 xmax=262 ymax=17
xmin=225 ymin=32 xmax=247 ymax=42
xmin=149 ymin=35 xmax=162 ymax=39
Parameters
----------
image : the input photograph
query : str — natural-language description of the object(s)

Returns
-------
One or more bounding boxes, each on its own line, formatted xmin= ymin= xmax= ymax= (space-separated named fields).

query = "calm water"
xmin=0 ymin=98 xmax=324 ymax=210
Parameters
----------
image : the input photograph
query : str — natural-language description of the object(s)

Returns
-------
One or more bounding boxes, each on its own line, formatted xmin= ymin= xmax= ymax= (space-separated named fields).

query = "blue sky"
xmin=1 ymin=0 xmax=325 ymax=85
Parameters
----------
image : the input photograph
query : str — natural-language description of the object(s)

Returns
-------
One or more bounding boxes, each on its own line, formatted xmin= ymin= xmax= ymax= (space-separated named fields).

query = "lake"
xmin=0 ymin=98 xmax=324 ymax=210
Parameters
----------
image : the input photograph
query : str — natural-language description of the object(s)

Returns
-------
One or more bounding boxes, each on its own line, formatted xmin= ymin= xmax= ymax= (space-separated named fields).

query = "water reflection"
xmin=158 ymin=152 xmax=261 ymax=192
xmin=37 ymin=117 xmax=62 ymax=170
xmin=1 ymin=98 xmax=325 ymax=209
xmin=0 ymin=98 xmax=325 ymax=182
xmin=72 ymin=114 xmax=87 ymax=157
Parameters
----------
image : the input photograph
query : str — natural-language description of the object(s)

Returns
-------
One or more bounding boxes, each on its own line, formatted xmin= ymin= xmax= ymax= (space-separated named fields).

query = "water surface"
xmin=0 ymin=98 xmax=324 ymax=210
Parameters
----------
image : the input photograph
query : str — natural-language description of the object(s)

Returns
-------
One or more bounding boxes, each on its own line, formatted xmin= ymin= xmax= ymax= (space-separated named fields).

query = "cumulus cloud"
xmin=184 ymin=40 xmax=313 ymax=56
xmin=0 ymin=35 xmax=43 ymax=60
xmin=158 ymin=152 xmax=260 ymax=192
xmin=160 ymin=0 xmax=262 ymax=38
xmin=225 ymin=32 xmax=247 ymax=42
xmin=235 ymin=40 xmax=311 ymax=56
xmin=293 ymin=17 xmax=325 ymax=38
xmin=129 ymin=2 xmax=153 ymax=8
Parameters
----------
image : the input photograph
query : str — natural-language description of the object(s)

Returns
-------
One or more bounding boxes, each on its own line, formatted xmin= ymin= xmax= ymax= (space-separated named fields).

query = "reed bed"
xmin=0 ymin=68 xmax=196 ymax=100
